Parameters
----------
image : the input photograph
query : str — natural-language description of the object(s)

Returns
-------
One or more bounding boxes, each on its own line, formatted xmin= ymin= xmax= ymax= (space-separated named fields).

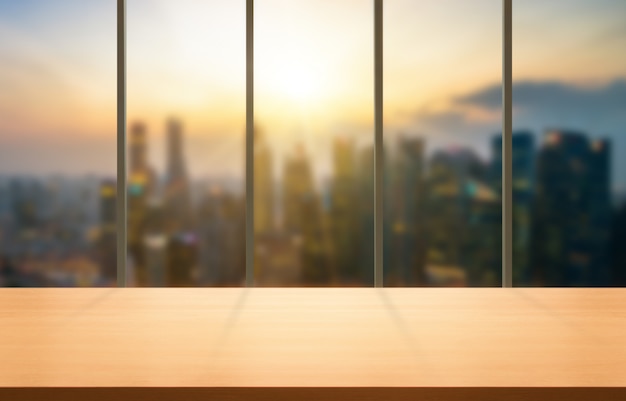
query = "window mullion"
xmin=502 ymin=0 xmax=513 ymax=288
xmin=246 ymin=0 xmax=255 ymax=287
xmin=117 ymin=0 xmax=127 ymax=288
xmin=374 ymin=0 xmax=383 ymax=287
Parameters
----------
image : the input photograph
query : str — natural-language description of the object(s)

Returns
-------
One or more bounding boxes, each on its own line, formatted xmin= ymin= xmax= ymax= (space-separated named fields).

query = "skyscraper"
xmin=282 ymin=144 xmax=330 ymax=285
xmin=356 ymin=145 xmax=374 ymax=286
xmin=166 ymin=232 xmax=197 ymax=287
xmin=130 ymin=122 xmax=154 ymax=183
xmin=164 ymin=118 xmax=193 ymax=232
xmin=97 ymin=180 xmax=117 ymax=283
xmin=611 ymin=202 xmax=626 ymax=286
xmin=128 ymin=122 xmax=155 ymax=286
xmin=425 ymin=147 xmax=500 ymax=286
xmin=588 ymin=139 xmax=611 ymax=285
xmin=197 ymin=188 xmax=245 ymax=286
xmin=532 ymin=131 xmax=611 ymax=286
xmin=384 ymin=136 xmax=427 ymax=286
xmin=282 ymin=143 xmax=315 ymax=233
xmin=142 ymin=198 xmax=168 ymax=286
xmin=490 ymin=132 xmax=535 ymax=285
xmin=330 ymin=137 xmax=359 ymax=284
xmin=254 ymin=128 xmax=274 ymax=235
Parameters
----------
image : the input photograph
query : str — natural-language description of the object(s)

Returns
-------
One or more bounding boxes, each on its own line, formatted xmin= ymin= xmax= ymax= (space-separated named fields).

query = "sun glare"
xmin=278 ymin=67 xmax=321 ymax=104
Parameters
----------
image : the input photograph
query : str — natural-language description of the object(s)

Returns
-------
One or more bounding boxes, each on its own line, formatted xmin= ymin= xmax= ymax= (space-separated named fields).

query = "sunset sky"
xmin=0 ymin=0 xmax=625 ymax=186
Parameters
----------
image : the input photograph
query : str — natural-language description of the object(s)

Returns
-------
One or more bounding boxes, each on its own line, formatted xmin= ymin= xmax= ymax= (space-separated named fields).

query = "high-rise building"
xmin=298 ymin=190 xmax=331 ymax=285
xmin=282 ymin=144 xmax=330 ymax=285
xmin=330 ymin=137 xmax=359 ymax=284
xmin=490 ymin=132 xmax=535 ymax=285
xmin=254 ymin=231 xmax=302 ymax=286
xmin=254 ymin=128 xmax=274 ymax=235
xmin=143 ymin=233 xmax=167 ymax=287
xmin=142 ymin=197 xmax=168 ymax=286
xmin=282 ymin=144 xmax=315 ymax=233
xmin=356 ymin=145 xmax=374 ymax=286
xmin=588 ymin=139 xmax=611 ymax=285
xmin=10 ymin=179 xmax=43 ymax=235
xmin=129 ymin=122 xmax=156 ymax=198
xmin=166 ymin=232 xmax=197 ymax=287
xmin=532 ymin=131 xmax=611 ymax=286
xmin=128 ymin=122 xmax=155 ymax=286
xmin=384 ymin=136 xmax=427 ymax=286
xmin=97 ymin=180 xmax=117 ymax=283
xmin=197 ymin=188 xmax=245 ymax=286
xmin=164 ymin=118 xmax=193 ymax=232
xmin=425 ymin=147 xmax=500 ymax=286
xmin=611 ymin=202 xmax=626 ymax=286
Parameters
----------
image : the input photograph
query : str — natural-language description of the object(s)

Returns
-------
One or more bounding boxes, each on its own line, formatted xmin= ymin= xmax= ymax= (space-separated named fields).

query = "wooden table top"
xmin=1 ymin=288 xmax=625 ymax=400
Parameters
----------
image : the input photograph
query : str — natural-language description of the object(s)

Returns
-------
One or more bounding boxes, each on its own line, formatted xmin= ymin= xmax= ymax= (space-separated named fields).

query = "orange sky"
xmin=0 ymin=0 xmax=625 ymax=176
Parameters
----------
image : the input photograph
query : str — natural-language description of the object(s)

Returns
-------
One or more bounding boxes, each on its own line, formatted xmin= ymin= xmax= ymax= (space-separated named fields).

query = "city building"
xmin=532 ymin=131 xmax=611 ymax=286
xmin=384 ymin=136 xmax=427 ymax=286
xmin=490 ymin=132 xmax=535 ymax=285
xmin=97 ymin=179 xmax=117 ymax=283
xmin=253 ymin=128 xmax=274 ymax=235
xmin=330 ymin=137 xmax=360 ymax=285
xmin=425 ymin=147 xmax=500 ymax=286
xmin=164 ymin=118 xmax=193 ymax=233
xmin=197 ymin=188 xmax=245 ymax=286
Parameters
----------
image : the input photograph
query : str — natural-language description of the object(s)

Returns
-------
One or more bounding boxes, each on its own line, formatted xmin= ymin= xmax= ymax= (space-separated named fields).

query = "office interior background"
xmin=1 ymin=0 xmax=625 ymax=288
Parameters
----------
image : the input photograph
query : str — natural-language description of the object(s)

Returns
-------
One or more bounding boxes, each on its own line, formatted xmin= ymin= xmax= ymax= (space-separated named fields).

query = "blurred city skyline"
xmin=1 ymin=0 xmax=626 ymax=288
xmin=0 ymin=0 xmax=625 ymax=186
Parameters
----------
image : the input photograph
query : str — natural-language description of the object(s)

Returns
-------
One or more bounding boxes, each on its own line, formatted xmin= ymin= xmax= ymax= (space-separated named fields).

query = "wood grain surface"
xmin=1 ymin=288 xmax=625 ymax=400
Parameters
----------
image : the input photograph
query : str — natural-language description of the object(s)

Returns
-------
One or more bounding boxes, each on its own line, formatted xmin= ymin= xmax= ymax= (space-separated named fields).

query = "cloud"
xmin=403 ymin=79 xmax=626 ymax=187
xmin=455 ymin=79 xmax=626 ymax=134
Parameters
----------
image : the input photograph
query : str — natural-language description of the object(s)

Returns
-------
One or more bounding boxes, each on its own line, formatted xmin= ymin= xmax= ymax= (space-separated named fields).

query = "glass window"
xmin=384 ymin=0 xmax=502 ymax=287
xmin=127 ymin=0 xmax=245 ymax=287
xmin=254 ymin=0 xmax=374 ymax=286
xmin=513 ymin=0 xmax=626 ymax=286
xmin=0 ymin=0 xmax=116 ymax=287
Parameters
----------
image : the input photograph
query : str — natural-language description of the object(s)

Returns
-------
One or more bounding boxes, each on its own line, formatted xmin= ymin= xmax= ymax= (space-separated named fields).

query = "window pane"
xmin=384 ymin=0 xmax=502 ymax=287
xmin=255 ymin=0 xmax=374 ymax=286
xmin=128 ymin=0 xmax=245 ymax=287
xmin=514 ymin=1 xmax=626 ymax=286
xmin=0 ymin=0 xmax=116 ymax=287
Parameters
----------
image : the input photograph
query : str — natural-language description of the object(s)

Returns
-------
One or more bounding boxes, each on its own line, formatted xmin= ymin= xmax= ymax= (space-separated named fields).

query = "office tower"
xmin=166 ymin=232 xmax=197 ymax=287
xmin=143 ymin=233 xmax=167 ymax=287
xmin=97 ymin=180 xmax=117 ymax=283
xmin=298 ymin=191 xmax=331 ymax=285
xmin=282 ymin=144 xmax=315 ymax=233
xmin=254 ymin=128 xmax=274 ymax=235
xmin=330 ymin=137 xmax=359 ymax=284
xmin=11 ymin=179 xmax=43 ymax=234
xmin=588 ymin=139 xmax=611 ymax=285
xmin=164 ymin=118 xmax=193 ymax=232
xmin=384 ymin=136 xmax=427 ymax=286
xmin=129 ymin=122 xmax=154 ymax=185
xmin=254 ymin=231 xmax=302 ymax=286
xmin=142 ymin=198 xmax=167 ymax=286
xmin=532 ymin=131 xmax=611 ymax=286
xmin=198 ymin=189 xmax=245 ymax=286
xmin=128 ymin=175 xmax=148 ymax=286
xmin=611 ymin=202 xmax=626 ymax=286
xmin=490 ymin=132 xmax=535 ymax=285
xmin=425 ymin=147 xmax=500 ymax=286
xmin=0 ymin=178 xmax=8 ymax=220
xmin=282 ymin=144 xmax=330 ymax=285
xmin=128 ymin=122 xmax=155 ymax=286
xmin=356 ymin=145 xmax=374 ymax=286
xmin=100 ymin=180 xmax=116 ymax=228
